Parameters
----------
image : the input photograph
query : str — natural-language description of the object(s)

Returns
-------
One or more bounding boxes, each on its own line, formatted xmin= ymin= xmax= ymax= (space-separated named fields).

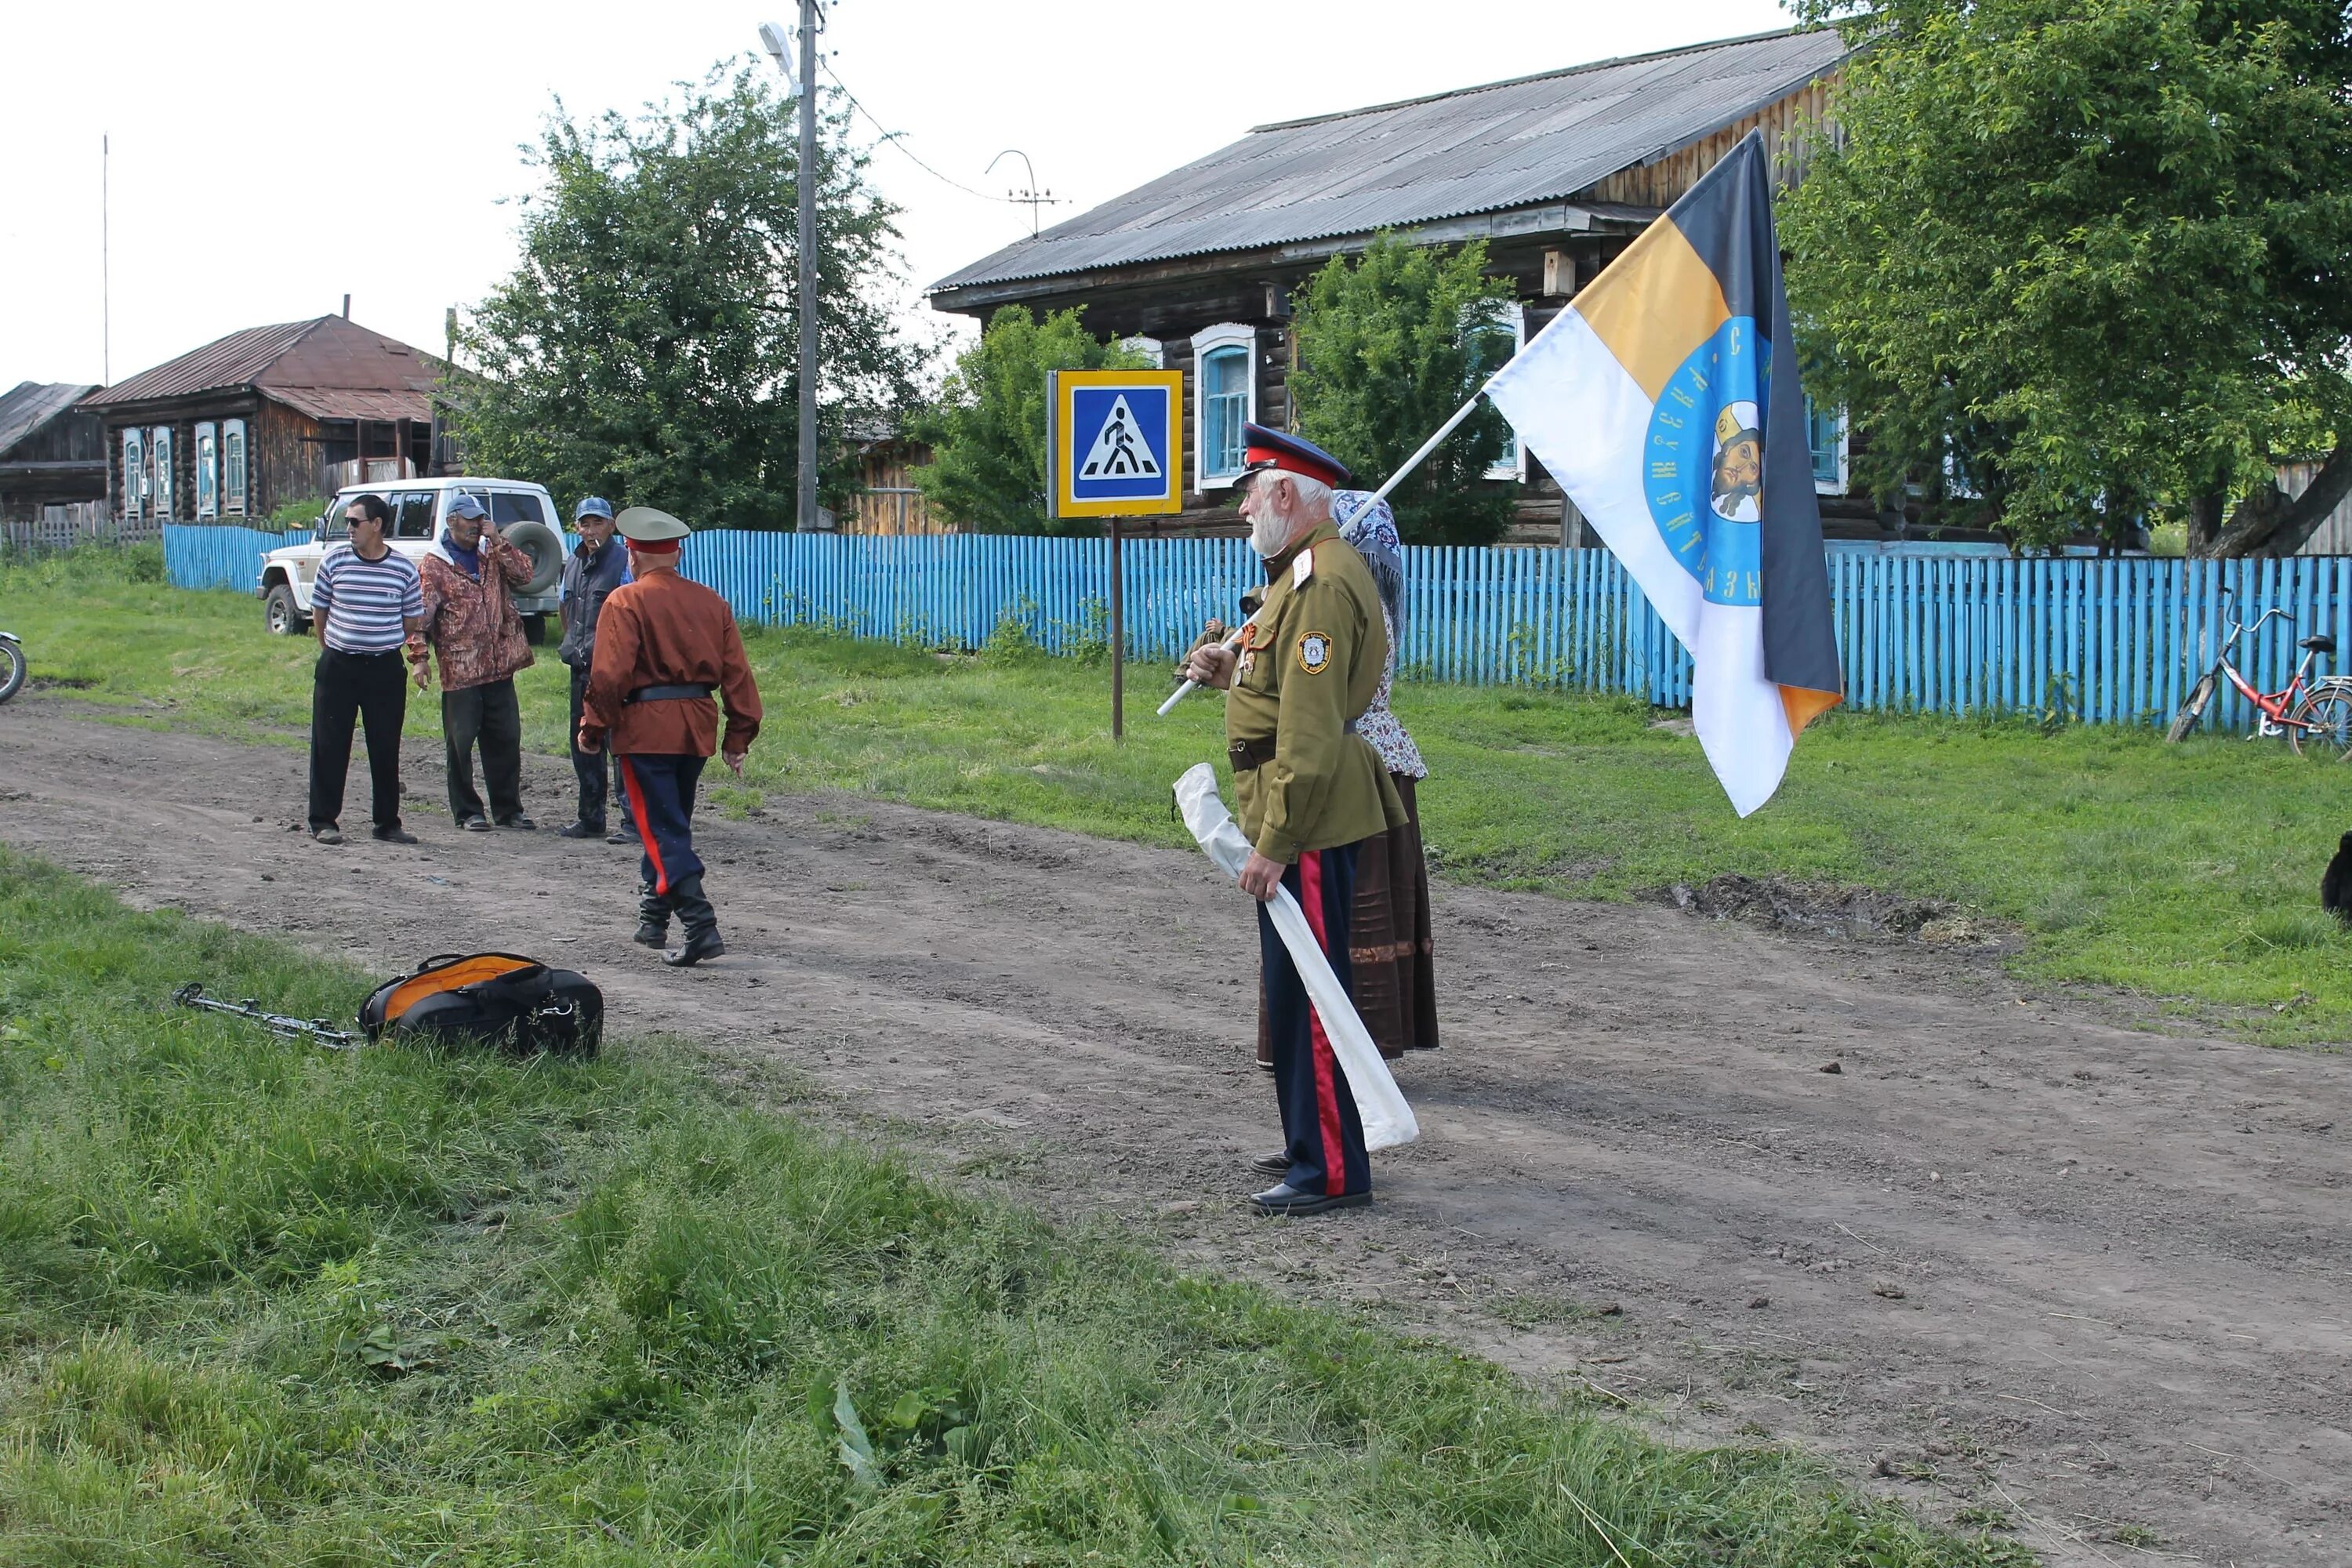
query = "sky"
xmin=1 ymin=0 xmax=1793 ymax=391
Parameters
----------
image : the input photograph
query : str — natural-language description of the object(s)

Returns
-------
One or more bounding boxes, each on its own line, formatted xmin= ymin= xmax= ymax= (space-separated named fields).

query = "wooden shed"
xmin=0 ymin=382 xmax=107 ymax=542
xmin=928 ymin=27 xmax=1867 ymax=539
xmin=78 ymin=315 xmax=446 ymax=528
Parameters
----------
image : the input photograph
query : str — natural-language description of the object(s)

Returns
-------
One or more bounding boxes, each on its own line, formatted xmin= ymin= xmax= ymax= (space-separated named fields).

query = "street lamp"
xmin=761 ymin=10 xmax=826 ymax=532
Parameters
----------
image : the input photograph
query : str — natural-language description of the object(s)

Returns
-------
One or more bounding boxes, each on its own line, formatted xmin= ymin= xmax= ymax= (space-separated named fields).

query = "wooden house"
xmin=928 ymin=27 xmax=1872 ymax=539
xmin=0 ymin=382 xmax=107 ymax=541
xmin=78 ymin=315 xmax=445 ymax=527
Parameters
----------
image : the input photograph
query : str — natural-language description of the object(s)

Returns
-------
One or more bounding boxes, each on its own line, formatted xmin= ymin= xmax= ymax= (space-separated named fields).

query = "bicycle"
xmin=2165 ymin=599 xmax=2352 ymax=757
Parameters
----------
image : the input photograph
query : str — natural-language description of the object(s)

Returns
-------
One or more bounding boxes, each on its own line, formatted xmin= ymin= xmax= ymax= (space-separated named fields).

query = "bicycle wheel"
xmin=2290 ymin=686 xmax=2352 ymax=760
xmin=2167 ymin=671 xmax=2218 ymax=743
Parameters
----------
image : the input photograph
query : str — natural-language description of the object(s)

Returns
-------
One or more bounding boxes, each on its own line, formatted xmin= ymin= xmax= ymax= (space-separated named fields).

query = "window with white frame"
xmin=1803 ymin=395 xmax=1847 ymax=494
xmin=151 ymin=426 xmax=174 ymax=520
xmin=121 ymin=429 xmax=143 ymax=521
xmin=1191 ymin=324 xmax=1255 ymax=488
xmin=194 ymin=423 xmax=219 ymax=519
xmin=222 ymin=419 xmax=248 ymax=515
xmin=1465 ymin=300 xmax=1526 ymax=480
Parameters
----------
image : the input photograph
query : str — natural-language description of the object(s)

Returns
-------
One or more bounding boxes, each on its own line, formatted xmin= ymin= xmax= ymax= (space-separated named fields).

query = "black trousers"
xmin=308 ymin=648 xmax=408 ymax=832
xmin=1258 ymin=843 xmax=1372 ymax=1199
xmin=441 ymin=677 xmax=524 ymax=824
xmin=617 ymin=753 xmax=706 ymax=895
xmin=567 ymin=666 xmax=625 ymax=830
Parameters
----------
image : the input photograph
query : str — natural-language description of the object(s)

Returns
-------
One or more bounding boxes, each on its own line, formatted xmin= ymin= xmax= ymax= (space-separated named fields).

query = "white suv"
xmin=260 ymin=477 xmax=570 ymax=642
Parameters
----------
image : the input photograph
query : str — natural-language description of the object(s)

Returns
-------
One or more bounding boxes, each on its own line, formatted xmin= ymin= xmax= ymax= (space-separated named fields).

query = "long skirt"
xmin=1258 ymin=773 xmax=1439 ymax=1065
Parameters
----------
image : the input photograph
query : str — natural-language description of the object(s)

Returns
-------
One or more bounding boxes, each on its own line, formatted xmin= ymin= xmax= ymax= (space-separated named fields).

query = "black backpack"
xmin=361 ymin=953 xmax=602 ymax=1058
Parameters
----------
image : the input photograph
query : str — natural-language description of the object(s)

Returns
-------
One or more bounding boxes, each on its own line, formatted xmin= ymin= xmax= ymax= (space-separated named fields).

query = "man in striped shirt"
xmin=307 ymin=492 xmax=427 ymax=844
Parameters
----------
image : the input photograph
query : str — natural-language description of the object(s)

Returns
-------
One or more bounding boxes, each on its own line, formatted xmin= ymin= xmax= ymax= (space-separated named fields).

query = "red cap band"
xmin=626 ymin=537 xmax=682 ymax=555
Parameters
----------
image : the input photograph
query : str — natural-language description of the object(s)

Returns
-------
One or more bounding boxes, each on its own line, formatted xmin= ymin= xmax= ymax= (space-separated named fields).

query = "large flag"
xmin=1484 ymin=130 xmax=1843 ymax=815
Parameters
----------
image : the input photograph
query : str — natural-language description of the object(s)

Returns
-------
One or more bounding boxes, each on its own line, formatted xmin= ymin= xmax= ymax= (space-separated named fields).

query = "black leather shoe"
xmin=460 ymin=815 xmax=492 ymax=833
xmin=1250 ymin=1182 xmax=1370 ymax=1217
xmin=1250 ymin=1150 xmax=1289 ymax=1178
xmin=499 ymin=815 xmax=538 ymax=831
xmin=371 ymin=826 xmax=419 ymax=844
xmin=662 ymin=929 xmax=726 ymax=967
xmin=607 ymin=826 xmax=637 ymax=845
xmin=310 ymin=824 xmax=343 ymax=845
xmin=633 ymin=921 xmax=670 ymax=948
xmin=557 ymin=821 xmax=604 ymax=840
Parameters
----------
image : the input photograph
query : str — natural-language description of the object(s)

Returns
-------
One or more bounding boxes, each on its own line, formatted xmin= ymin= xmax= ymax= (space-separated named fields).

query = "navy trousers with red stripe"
xmin=1258 ymin=843 xmax=1372 ymax=1199
xmin=618 ymin=753 xmax=706 ymax=895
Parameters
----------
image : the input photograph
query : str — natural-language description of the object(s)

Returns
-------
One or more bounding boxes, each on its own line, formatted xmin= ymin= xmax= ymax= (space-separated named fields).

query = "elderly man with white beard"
xmin=1179 ymin=423 xmax=1407 ymax=1215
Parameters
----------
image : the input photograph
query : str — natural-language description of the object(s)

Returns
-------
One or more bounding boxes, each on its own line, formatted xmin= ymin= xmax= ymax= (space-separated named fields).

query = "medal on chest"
xmin=1237 ymin=617 xmax=1268 ymax=677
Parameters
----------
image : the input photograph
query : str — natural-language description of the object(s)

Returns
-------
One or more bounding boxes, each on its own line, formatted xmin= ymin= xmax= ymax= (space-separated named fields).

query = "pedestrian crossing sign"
xmin=1048 ymin=368 xmax=1184 ymax=517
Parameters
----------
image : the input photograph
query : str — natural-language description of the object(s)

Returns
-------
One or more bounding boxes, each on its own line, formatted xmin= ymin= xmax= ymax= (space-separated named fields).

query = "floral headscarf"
xmin=1334 ymin=490 xmax=1405 ymax=642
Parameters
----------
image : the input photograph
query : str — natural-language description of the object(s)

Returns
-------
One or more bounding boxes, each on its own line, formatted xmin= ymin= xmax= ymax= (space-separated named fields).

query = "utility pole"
xmin=985 ymin=149 xmax=1062 ymax=239
xmin=795 ymin=0 xmax=825 ymax=531
xmin=100 ymin=134 xmax=109 ymax=385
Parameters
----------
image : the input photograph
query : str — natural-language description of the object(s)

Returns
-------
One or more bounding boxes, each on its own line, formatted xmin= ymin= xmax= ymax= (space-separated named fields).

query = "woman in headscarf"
xmin=1254 ymin=488 xmax=1439 ymax=1067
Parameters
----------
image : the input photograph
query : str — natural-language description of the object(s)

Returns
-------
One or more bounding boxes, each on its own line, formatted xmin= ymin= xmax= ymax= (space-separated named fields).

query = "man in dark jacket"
xmin=557 ymin=495 xmax=633 ymax=841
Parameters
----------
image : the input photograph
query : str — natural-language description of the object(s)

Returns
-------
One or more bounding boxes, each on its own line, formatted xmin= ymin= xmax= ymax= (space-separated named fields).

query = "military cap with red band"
xmin=615 ymin=506 xmax=691 ymax=553
xmin=1241 ymin=422 xmax=1352 ymax=489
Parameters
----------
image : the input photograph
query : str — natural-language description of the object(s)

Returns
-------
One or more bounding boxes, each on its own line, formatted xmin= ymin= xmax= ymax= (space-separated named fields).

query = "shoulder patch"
xmin=1292 ymin=547 xmax=1316 ymax=588
xmin=1296 ymin=630 xmax=1333 ymax=675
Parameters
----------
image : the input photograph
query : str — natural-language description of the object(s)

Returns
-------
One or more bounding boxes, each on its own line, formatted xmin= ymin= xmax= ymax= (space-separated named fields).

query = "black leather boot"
xmin=662 ymin=873 xmax=724 ymax=967
xmin=633 ymin=882 xmax=672 ymax=948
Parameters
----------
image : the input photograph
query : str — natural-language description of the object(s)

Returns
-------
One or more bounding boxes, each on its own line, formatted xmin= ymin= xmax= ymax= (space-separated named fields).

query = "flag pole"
xmin=1156 ymin=385 xmax=1491 ymax=716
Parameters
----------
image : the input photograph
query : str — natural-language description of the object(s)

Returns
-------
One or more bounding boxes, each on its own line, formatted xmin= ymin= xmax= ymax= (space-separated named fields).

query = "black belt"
xmin=1229 ymin=737 xmax=1276 ymax=772
xmin=626 ymin=683 xmax=715 ymax=703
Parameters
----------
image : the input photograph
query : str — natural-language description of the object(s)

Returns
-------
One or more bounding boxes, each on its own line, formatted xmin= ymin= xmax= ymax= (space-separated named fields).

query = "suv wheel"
xmin=265 ymin=583 xmax=309 ymax=637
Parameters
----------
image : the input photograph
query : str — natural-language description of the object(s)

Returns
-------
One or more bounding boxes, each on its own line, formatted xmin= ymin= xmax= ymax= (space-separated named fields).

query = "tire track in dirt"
xmin=2 ymin=701 xmax=2345 ymax=1566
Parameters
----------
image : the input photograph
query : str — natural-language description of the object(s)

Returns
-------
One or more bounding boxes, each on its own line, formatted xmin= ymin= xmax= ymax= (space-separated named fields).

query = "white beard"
xmin=1250 ymin=507 xmax=1292 ymax=558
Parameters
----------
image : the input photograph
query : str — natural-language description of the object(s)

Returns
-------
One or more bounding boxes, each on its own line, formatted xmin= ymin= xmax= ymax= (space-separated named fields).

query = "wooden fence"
xmin=162 ymin=524 xmax=2352 ymax=731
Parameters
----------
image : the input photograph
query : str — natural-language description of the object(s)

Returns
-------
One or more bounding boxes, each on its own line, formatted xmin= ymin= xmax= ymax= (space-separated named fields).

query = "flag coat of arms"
xmin=1484 ymin=130 xmax=1843 ymax=815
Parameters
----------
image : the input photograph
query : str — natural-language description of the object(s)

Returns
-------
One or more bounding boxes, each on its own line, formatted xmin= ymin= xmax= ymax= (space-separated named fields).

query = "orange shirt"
xmin=579 ymin=569 xmax=763 ymax=757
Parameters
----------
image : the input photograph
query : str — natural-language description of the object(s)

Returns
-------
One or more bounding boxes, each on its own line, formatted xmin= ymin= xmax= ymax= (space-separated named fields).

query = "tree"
xmin=456 ymin=66 xmax=927 ymax=528
xmin=913 ymin=307 xmax=1149 ymax=535
xmin=1288 ymin=235 xmax=1520 ymax=546
xmin=1782 ymin=0 xmax=2352 ymax=554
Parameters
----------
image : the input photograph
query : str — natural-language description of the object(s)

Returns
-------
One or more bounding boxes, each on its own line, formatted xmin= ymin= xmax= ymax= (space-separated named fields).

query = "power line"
xmin=819 ymin=63 xmax=1036 ymax=212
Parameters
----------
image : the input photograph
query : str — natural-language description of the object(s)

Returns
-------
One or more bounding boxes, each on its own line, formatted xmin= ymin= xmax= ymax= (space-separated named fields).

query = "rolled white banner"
xmin=1174 ymin=763 xmax=1418 ymax=1151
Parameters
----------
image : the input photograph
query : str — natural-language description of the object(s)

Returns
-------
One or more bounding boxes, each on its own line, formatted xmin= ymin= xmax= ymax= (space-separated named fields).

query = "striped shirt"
xmin=312 ymin=544 xmax=423 ymax=654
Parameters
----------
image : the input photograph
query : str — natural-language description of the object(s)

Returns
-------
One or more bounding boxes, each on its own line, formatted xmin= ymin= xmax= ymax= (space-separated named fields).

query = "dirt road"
xmin=2 ymin=702 xmax=2343 ymax=1566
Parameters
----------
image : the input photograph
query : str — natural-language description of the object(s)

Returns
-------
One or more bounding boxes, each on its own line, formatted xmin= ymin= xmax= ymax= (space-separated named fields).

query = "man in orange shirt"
xmin=576 ymin=507 xmax=763 ymax=967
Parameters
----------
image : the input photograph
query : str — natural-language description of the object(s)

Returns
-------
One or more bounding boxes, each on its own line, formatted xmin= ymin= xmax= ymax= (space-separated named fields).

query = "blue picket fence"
xmin=162 ymin=523 xmax=2352 ymax=730
xmin=165 ymin=524 xmax=314 ymax=591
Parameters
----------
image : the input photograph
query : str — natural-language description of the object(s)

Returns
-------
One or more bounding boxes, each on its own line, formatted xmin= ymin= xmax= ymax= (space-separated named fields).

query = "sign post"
xmin=1046 ymin=368 xmax=1184 ymax=739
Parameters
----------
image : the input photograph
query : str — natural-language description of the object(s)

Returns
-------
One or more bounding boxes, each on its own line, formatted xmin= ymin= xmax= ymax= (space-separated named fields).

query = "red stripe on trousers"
xmin=619 ymin=757 xmax=669 ymax=894
xmin=1295 ymin=849 xmax=1348 ymax=1196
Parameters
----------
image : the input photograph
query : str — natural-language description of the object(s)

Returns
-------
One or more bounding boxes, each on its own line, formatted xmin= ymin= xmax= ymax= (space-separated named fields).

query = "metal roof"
xmin=0 ymin=381 xmax=99 ymax=457
xmin=263 ymin=385 xmax=434 ymax=423
xmin=81 ymin=316 xmax=437 ymax=423
xmin=930 ymin=27 xmax=1847 ymax=296
xmin=82 ymin=320 xmax=326 ymax=407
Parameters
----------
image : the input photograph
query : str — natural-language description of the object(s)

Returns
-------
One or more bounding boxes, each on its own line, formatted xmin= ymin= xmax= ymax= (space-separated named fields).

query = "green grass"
xmin=0 ymin=854 xmax=2028 ymax=1564
xmin=7 ymin=543 xmax=2350 ymax=1044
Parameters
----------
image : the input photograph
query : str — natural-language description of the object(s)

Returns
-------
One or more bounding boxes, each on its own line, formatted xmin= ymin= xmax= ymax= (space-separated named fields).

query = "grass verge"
xmin=0 ymin=853 xmax=2027 ymax=1564
xmin=5 ymin=543 xmax=2347 ymax=1044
